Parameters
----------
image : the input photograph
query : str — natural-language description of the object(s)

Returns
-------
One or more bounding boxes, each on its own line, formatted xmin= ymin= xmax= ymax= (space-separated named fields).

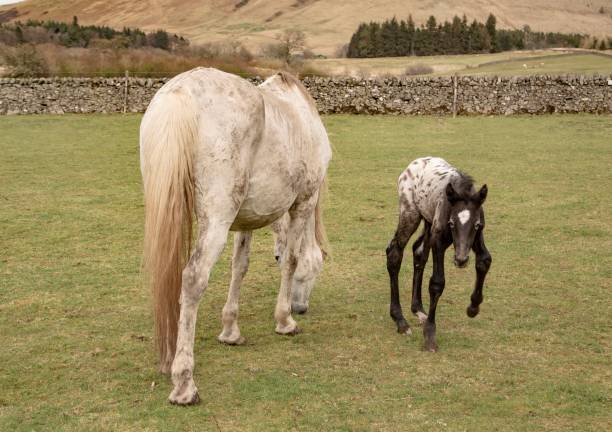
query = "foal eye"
xmin=475 ymin=222 xmax=481 ymax=230
xmin=449 ymin=220 xmax=455 ymax=228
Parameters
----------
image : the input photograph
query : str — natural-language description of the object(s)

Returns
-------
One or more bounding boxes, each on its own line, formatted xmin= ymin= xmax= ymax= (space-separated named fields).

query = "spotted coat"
xmin=398 ymin=157 xmax=475 ymax=233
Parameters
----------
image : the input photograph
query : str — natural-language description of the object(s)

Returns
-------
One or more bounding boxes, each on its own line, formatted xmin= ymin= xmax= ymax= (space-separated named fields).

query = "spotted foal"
xmin=386 ymin=157 xmax=491 ymax=352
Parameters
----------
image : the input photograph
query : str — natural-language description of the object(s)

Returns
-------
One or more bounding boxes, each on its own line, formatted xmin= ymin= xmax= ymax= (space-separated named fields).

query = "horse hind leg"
xmin=386 ymin=206 xmax=421 ymax=335
xmin=218 ymin=231 xmax=252 ymax=345
xmin=169 ymin=173 xmax=244 ymax=405
xmin=169 ymin=219 xmax=232 ymax=405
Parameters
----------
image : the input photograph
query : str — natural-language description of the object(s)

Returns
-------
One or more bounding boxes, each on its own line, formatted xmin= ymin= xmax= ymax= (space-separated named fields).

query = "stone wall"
xmin=1 ymin=75 xmax=610 ymax=116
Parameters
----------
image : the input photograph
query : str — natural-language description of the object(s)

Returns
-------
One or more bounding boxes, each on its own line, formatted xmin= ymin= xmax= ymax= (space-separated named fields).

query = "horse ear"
xmin=476 ymin=184 xmax=488 ymax=204
xmin=446 ymin=183 xmax=459 ymax=203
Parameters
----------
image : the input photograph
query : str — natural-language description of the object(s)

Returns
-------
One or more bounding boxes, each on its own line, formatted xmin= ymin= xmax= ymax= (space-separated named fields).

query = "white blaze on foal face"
xmin=457 ymin=209 xmax=471 ymax=225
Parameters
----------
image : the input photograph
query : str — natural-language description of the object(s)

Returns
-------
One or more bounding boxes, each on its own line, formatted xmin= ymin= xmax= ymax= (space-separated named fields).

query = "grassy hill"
xmin=1 ymin=0 xmax=611 ymax=56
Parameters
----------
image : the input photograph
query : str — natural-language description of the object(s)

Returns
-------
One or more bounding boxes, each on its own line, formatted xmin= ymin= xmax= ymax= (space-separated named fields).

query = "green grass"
xmin=1 ymin=114 xmax=611 ymax=431
xmin=308 ymin=51 xmax=612 ymax=77
xmin=461 ymin=53 xmax=612 ymax=76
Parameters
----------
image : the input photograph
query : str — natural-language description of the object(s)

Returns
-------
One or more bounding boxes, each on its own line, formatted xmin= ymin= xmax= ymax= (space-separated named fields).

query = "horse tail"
xmin=140 ymin=89 xmax=198 ymax=372
xmin=314 ymin=176 xmax=329 ymax=259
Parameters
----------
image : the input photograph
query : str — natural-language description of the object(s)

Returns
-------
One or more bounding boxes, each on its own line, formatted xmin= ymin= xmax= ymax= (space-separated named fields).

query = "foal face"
xmin=446 ymin=183 xmax=488 ymax=268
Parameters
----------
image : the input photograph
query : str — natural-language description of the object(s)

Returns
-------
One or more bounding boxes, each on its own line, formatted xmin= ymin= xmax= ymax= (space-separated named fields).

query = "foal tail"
xmin=314 ymin=176 xmax=329 ymax=259
xmin=140 ymin=89 xmax=198 ymax=372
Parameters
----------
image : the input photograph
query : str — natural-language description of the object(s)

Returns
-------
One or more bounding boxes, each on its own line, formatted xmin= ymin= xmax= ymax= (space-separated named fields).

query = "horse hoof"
xmin=217 ymin=334 xmax=246 ymax=346
xmin=169 ymin=390 xmax=200 ymax=406
xmin=466 ymin=305 xmax=480 ymax=318
xmin=276 ymin=326 xmax=302 ymax=336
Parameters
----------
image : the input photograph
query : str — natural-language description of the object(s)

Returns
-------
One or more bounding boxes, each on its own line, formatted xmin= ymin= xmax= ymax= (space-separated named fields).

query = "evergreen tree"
xmin=344 ymin=13 xmax=589 ymax=57
xmin=397 ymin=20 xmax=409 ymax=56
xmin=450 ymin=15 xmax=463 ymax=54
xmin=369 ymin=22 xmax=382 ymax=57
xmin=407 ymin=15 xmax=416 ymax=56
xmin=485 ymin=14 xmax=497 ymax=52
xmin=150 ymin=29 xmax=170 ymax=50
xmin=379 ymin=19 xmax=396 ymax=56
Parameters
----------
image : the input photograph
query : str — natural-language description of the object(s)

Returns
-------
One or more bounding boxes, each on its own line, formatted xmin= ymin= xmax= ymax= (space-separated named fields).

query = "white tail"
xmin=140 ymin=89 xmax=198 ymax=373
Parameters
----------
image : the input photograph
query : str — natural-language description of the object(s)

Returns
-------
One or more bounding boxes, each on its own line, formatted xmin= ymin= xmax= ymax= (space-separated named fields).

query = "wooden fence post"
xmin=123 ymin=70 xmax=129 ymax=114
xmin=452 ymin=74 xmax=458 ymax=118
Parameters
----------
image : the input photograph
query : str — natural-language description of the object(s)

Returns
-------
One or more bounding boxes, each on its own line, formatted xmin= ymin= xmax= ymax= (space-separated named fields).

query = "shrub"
xmin=404 ymin=64 xmax=434 ymax=76
xmin=2 ymin=44 xmax=48 ymax=77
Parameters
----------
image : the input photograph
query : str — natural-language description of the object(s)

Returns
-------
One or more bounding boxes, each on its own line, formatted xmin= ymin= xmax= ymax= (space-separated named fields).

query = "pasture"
xmin=1 ymin=114 xmax=611 ymax=431
xmin=307 ymin=50 xmax=612 ymax=77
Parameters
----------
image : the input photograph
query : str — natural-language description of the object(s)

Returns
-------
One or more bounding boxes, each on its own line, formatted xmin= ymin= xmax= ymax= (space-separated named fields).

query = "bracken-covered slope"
xmin=1 ymin=0 xmax=611 ymax=55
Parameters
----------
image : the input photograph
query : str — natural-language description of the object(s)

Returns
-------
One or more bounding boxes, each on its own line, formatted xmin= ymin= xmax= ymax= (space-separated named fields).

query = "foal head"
xmin=446 ymin=180 xmax=488 ymax=268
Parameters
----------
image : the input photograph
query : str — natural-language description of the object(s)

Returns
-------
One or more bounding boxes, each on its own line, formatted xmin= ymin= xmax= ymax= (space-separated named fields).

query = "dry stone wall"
xmin=0 ymin=75 xmax=610 ymax=116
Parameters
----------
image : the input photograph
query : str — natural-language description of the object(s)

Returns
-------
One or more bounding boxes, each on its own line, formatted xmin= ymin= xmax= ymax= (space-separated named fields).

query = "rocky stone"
xmin=0 ymin=75 xmax=610 ymax=116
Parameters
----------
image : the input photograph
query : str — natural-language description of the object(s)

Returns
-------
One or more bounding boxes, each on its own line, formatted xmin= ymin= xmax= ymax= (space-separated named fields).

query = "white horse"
xmin=140 ymin=68 xmax=331 ymax=405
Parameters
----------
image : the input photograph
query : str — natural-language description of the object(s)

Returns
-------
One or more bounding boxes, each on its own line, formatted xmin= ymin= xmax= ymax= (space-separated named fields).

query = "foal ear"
xmin=446 ymin=183 xmax=460 ymax=203
xmin=476 ymin=184 xmax=488 ymax=204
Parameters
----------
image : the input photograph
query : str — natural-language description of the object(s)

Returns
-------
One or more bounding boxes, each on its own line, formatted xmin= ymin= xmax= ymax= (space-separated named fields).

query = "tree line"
xmin=346 ymin=14 xmax=604 ymax=58
xmin=0 ymin=16 xmax=189 ymax=51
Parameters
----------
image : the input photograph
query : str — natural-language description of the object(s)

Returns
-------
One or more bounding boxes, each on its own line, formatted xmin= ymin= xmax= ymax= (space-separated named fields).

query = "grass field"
xmin=1 ymin=114 xmax=611 ymax=431
xmin=308 ymin=51 xmax=612 ymax=78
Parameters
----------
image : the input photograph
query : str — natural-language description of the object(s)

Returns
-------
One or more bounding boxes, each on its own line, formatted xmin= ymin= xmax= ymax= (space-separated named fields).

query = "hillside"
xmin=1 ymin=0 xmax=611 ymax=56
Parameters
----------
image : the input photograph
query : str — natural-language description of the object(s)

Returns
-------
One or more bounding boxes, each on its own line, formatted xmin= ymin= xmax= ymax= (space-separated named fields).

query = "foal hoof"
xmin=423 ymin=322 xmax=437 ymax=352
xmin=466 ymin=305 xmax=480 ymax=318
xmin=415 ymin=311 xmax=428 ymax=325
xmin=396 ymin=320 xmax=412 ymax=335
xmin=423 ymin=340 xmax=439 ymax=353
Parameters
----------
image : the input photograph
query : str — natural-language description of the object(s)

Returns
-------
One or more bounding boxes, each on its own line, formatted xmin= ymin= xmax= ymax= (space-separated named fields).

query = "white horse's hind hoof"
xmin=217 ymin=333 xmax=246 ymax=345
xmin=168 ymin=380 xmax=200 ymax=406
xmin=416 ymin=311 xmax=428 ymax=325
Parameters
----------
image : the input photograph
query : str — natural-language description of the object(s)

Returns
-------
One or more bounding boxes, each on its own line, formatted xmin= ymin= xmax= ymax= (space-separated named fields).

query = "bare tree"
xmin=276 ymin=29 xmax=305 ymax=63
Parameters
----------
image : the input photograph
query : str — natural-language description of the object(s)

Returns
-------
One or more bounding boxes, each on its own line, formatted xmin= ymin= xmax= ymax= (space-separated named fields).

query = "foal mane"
xmin=450 ymin=171 xmax=476 ymax=200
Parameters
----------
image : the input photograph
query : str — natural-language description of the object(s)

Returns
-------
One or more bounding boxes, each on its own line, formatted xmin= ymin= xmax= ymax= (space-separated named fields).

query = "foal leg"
xmin=386 ymin=208 xmax=421 ymax=335
xmin=423 ymin=236 xmax=451 ymax=352
xmin=218 ymin=231 xmax=252 ymax=345
xmin=411 ymin=222 xmax=431 ymax=324
xmin=274 ymin=196 xmax=316 ymax=335
xmin=169 ymin=221 xmax=231 ymax=405
xmin=467 ymin=229 xmax=492 ymax=318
